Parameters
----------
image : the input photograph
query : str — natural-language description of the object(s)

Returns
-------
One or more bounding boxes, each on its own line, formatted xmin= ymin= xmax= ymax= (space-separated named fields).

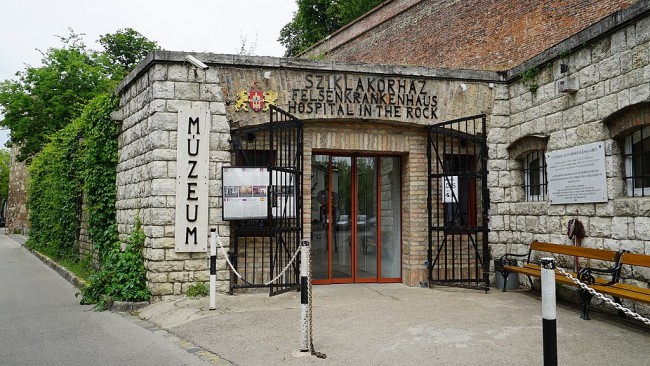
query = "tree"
xmin=0 ymin=28 xmax=157 ymax=161
xmin=279 ymin=0 xmax=384 ymax=57
xmin=99 ymin=28 xmax=158 ymax=79
xmin=0 ymin=31 xmax=111 ymax=161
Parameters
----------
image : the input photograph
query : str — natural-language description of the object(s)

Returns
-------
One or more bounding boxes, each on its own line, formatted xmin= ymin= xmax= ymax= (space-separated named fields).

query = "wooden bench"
xmin=499 ymin=241 xmax=624 ymax=319
xmin=582 ymin=251 xmax=650 ymax=319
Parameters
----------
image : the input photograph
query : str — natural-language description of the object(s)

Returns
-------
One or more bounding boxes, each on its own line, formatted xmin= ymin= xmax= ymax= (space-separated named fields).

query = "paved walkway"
xmin=139 ymin=283 xmax=650 ymax=366
xmin=6 ymin=231 xmax=650 ymax=365
xmin=0 ymin=232 xmax=215 ymax=366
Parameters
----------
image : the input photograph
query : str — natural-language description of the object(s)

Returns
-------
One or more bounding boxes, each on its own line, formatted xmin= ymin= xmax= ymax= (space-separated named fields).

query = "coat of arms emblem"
xmin=234 ymin=81 xmax=278 ymax=112
xmin=248 ymin=82 xmax=265 ymax=112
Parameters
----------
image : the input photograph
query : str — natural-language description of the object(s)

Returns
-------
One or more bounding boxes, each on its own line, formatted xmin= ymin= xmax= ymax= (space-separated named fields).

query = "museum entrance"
xmin=311 ymin=154 xmax=402 ymax=284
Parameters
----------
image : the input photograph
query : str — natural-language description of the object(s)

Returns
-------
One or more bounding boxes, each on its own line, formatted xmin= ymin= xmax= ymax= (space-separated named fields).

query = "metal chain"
xmin=555 ymin=267 xmax=650 ymax=326
xmin=215 ymin=234 xmax=302 ymax=286
xmin=308 ymin=242 xmax=326 ymax=359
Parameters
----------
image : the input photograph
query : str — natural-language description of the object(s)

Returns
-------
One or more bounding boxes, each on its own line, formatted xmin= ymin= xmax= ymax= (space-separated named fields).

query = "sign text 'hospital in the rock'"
xmin=288 ymin=74 xmax=438 ymax=119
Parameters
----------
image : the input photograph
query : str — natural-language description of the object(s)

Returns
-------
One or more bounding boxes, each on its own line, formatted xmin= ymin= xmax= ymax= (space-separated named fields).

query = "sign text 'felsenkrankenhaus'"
xmin=288 ymin=74 xmax=438 ymax=120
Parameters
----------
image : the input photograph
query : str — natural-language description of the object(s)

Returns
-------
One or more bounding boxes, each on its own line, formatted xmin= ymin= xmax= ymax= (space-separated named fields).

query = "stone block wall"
xmin=5 ymin=146 xmax=28 ymax=235
xmin=488 ymin=11 xmax=650 ymax=313
xmin=117 ymin=62 xmax=230 ymax=300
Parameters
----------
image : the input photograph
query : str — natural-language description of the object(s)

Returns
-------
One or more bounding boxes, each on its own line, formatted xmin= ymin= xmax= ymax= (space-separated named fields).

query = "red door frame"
xmin=312 ymin=153 xmax=402 ymax=285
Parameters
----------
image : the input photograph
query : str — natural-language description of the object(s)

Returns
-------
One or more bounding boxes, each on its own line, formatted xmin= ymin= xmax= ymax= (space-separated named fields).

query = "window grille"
xmin=624 ymin=126 xmax=650 ymax=197
xmin=523 ymin=150 xmax=547 ymax=201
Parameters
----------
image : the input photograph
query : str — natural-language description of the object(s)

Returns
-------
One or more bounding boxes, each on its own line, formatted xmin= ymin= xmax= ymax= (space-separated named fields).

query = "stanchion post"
xmin=541 ymin=257 xmax=557 ymax=366
xmin=300 ymin=238 xmax=310 ymax=352
xmin=209 ymin=228 xmax=217 ymax=310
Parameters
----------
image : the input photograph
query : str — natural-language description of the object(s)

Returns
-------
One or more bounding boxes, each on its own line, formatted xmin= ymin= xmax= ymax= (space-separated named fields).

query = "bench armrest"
xmin=578 ymin=265 xmax=620 ymax=286
xmin=499 ymin=253 xmax=528 ymax=267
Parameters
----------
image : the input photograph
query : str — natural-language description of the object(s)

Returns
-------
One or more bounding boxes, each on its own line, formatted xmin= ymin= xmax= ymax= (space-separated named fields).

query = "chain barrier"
xmin=308 ymin=240 xmax=326 ymax=359
xmin=555 ymin=267 xmax=650 ymax=326
xmin=215 ymin=234 xmax=302 ymax=286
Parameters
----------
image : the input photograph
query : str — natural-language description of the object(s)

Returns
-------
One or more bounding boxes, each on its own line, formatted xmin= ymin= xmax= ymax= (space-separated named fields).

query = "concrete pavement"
xmin=138 ymin=283 xmax=650 ymax=366
xmin=0 ymin=231 xmax=218 ymax=366
xmin=5 ymin=230 xmax=650 ymax=365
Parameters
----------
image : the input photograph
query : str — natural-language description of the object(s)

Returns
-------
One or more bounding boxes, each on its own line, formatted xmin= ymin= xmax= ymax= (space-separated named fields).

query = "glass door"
xmin=312 ymin=154 xmax=401 ymax=284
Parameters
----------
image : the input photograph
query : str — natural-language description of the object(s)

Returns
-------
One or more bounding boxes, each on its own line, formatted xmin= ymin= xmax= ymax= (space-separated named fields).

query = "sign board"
xmin=223 ymin=167 xmax=297 ymax=220
xmin=546 ymin=142 xmax=608 ymax=204
xmin=223 ymin=167 xmax=269 ymax=220
xmin=442 ymin=176 xmax=459 ymax=203
xmin=175 ymin=109 xmax=210 ymax=252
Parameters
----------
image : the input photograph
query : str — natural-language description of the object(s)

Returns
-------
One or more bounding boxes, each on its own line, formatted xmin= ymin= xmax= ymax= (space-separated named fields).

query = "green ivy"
xmin=26 ymin=119 xmax=84 ymax=261
xmin=79 ymin=215 xmax=150 ymax=309
xmin=26 ymin=92 xmax=149 ymax=309
xmin=79 ymin=94 xmax=119 ymax=258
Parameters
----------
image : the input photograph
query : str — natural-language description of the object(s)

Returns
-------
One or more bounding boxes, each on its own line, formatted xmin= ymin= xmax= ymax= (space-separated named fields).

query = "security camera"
xmin=185 ymin=55 xmax=209 ymax=70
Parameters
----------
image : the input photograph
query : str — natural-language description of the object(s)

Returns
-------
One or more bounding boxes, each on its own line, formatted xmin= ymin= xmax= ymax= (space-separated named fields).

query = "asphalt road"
xmin=0 ymin=232 xmax=212 ymax=366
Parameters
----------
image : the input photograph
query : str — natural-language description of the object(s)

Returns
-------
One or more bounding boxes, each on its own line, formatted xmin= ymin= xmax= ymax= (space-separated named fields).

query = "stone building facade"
xmin=115 ymin=55 xmax=498 ymax=299
xmin=113 ymin=0 xmax=650 ymax=313
xmin=487 ymin=3 xmax=650 ymax=313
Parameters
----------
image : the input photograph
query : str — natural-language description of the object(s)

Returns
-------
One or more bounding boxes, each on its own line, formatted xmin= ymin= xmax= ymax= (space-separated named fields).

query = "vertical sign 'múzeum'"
xmin=175 ymin=109 xmax=210 ymax=252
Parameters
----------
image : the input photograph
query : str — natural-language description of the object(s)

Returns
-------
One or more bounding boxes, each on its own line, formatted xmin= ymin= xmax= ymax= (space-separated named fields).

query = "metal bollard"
xmin=541 ymin=257 xmax=557 ymax=366
xmin=209 ymin=228 xmax=217 ymax=310
xmin=300 ymin=238 xmax=310 ymax=352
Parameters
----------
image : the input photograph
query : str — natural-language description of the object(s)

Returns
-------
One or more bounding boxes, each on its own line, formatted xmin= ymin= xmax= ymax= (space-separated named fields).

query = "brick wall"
xmin=306 ymin=0 xmax=638 ymax=71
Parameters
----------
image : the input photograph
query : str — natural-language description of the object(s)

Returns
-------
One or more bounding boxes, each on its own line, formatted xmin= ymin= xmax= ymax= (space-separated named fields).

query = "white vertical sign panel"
xmin=175 ymin=109 xmax=210 ymax=252
xmin=442 ymin=176 xmax=458 ymax=203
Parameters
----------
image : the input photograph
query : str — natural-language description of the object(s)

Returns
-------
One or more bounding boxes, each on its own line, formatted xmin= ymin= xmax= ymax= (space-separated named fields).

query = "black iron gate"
xmin=427 ymin=114 xmax=490 ymax=291
xmin=229 ymin=105 xmax=303 ymax=296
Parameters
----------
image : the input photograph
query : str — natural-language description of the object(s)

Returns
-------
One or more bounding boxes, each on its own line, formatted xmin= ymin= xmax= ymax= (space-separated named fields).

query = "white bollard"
xmin=209 ymin=228 xmax=217 ymax=310
xmin=300 ymin=239 xmax=310 ymax=352
xmin=541 ymin=257 xmax=557 ymax=366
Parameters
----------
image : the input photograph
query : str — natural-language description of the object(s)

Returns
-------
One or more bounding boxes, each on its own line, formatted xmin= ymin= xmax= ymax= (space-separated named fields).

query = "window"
xmin=624 ymin=126 xmax=650 ymax=197
xmin=523 ymin=150 xmax=547 ymax=201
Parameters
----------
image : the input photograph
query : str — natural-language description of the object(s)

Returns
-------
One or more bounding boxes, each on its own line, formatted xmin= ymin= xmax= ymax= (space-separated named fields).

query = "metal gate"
xmin=230 ymin=105 xmax=303 ymax=296
xmin=426 ymin=114 xmax=490 ymax=291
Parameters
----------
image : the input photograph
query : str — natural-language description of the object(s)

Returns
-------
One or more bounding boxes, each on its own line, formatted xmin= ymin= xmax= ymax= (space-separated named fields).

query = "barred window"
xmin=523 ymin=150 xmax=547 ymax=201
xmin=624 ymin=126 xmax=650 ymax=197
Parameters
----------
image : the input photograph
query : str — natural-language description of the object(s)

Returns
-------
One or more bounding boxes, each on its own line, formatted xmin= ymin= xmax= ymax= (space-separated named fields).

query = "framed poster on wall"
xmin=223 ymin=167 xmax=269 ymax=220
xmin=222 ymin=167 xmax=297 ymax=220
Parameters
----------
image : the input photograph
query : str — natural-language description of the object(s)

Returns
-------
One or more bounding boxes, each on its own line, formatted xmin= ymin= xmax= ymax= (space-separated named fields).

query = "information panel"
xmin=546 ymin=142 xmax=608 ymax=204
xmin=222 ymin=167 xmax=296 ymax=220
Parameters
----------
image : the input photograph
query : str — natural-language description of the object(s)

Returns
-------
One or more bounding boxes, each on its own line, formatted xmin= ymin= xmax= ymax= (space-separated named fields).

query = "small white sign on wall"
xmin=175 ymin=109 xmax=210 ymax=252
xmin=442 ymin=176 xmax=459 ymax=203
xmin=546 ymin=142 xmax=608 ymax=205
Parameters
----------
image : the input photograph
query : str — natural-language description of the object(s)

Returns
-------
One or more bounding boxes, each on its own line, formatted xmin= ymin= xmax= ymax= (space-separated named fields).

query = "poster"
xmin=222 ymin=167 xmax=297 ymax=220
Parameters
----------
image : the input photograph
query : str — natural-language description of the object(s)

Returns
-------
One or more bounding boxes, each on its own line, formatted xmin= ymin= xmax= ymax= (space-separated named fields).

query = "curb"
xmin=29 ymin=248 xmax=89 ymax=289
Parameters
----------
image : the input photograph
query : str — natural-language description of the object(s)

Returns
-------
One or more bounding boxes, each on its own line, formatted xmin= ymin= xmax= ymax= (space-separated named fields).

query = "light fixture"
xmin=186 ymin=55 xmax=209 ymax=70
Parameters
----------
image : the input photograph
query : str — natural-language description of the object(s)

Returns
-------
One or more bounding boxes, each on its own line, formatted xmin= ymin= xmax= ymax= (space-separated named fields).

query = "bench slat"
xmin=529 ymin=241 xmax=619 ymax=261
xmin=619 ymin=252 xmax=650 ymax=267
xmin=591 ymin=284 xmax=650 ymax=304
